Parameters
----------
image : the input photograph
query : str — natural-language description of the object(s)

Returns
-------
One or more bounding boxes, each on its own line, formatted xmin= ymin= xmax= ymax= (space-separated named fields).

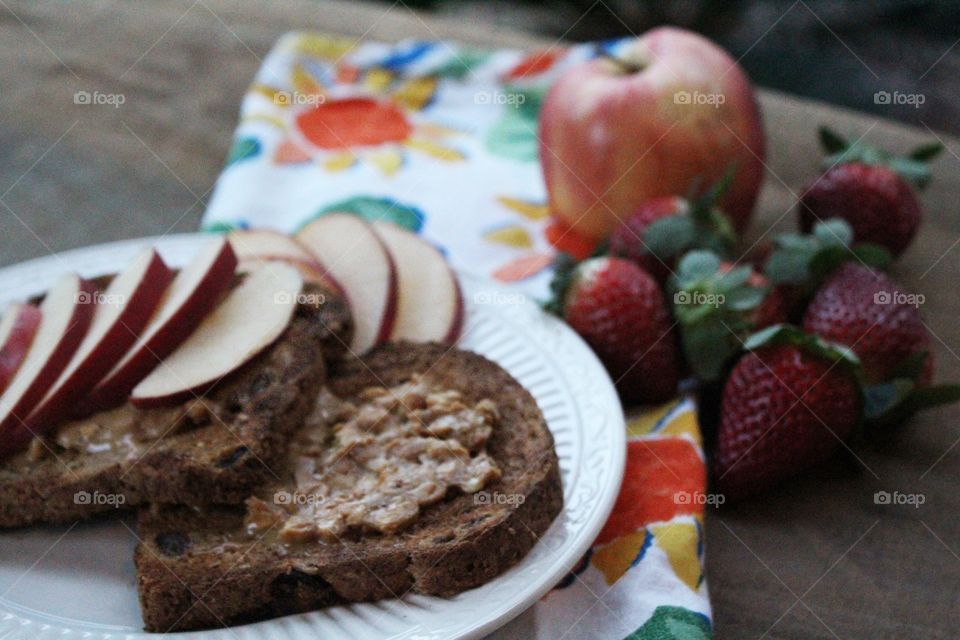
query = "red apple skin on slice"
xmin=0 ymin=304 xmax=42 ymax=396
xmin=296 ymin=213 xmax=398 ymax=354
xmin=78 ymin=237 xmax=238 ymax=414
xmin=130 ymin=263 xmax=303 ymax=408
xmin=0 ymin=274 xmax=95 ymax=457
xmin=371 ymin=221 xmax=464 ymax=345
xmin=229 ymin=228 xmax=345 ymax=297
xmin=22 ymin=248 xmax=173 ymax=433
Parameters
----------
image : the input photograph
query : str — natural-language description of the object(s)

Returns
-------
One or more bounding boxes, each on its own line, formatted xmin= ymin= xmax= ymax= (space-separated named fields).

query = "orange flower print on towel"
xmin=297 ymin=98 xmax=413 ymax=149
xmin=596 ymin=439 xmax=705 ymax=545
xmin=492 ymin=253 xmax=552 ymax=283
xmin=278 ymin=95 xmax=463 ymax=175
xmin=504 ymin=49 xmax=565 ymax=80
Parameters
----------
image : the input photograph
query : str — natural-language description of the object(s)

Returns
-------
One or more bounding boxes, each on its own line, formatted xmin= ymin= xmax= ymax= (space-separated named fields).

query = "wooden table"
xmin=1 ymin=1 xmax=958 ymax=637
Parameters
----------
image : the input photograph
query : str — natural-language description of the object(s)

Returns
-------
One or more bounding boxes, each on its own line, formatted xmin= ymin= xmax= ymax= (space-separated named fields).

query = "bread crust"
xmin=0 ymin=287 xmax=352 ymax=527
xmin=134 ymin=343 xmax=563 ymax=632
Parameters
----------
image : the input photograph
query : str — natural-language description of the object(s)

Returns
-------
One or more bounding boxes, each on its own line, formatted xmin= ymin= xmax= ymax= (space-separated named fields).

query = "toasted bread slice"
xmin=134 ymin=343 xmax=563 ymax=632
xmin=0 ymin=285 xmax=352 ymax=527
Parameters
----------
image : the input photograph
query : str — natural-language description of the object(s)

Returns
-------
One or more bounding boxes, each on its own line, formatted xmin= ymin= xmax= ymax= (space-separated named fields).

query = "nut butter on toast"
xmin=0 ymin=284 xmax=352 ymax=527
xmin=135 ymin=343 xmax=563 ymax=632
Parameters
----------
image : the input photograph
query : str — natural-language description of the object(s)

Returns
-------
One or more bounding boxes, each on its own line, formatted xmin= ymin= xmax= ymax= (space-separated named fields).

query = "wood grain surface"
xmin=0 ymin=1 xmax=957 ymax=638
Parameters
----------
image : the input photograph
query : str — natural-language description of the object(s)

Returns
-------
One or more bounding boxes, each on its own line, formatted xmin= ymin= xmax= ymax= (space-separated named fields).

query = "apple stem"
xmin=599 ymin=52 xmax=646 ymax=74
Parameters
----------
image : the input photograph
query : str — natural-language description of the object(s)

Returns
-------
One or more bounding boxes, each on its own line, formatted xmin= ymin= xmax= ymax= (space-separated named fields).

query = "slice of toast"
xmin=0 ymin=285 xmax=352 ymax=527
xmin=134 ymin=343 xmax=563 ymax=632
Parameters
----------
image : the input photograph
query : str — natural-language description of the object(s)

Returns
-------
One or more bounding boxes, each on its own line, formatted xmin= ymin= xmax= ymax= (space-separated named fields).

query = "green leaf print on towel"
xmin=485 ymin=85 xmax=546 ymax=162
xmin=300 ymin=196 xmax=425 ymax=232
xmin=625 ymin=606 xmax=712 ymax=640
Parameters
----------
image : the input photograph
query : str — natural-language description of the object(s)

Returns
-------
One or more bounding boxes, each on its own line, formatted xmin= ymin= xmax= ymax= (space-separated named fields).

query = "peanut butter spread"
xmin=244 ymin=376 xmax=502 ymax=543
xmin=4 ymin=399 xmax=221 ymax=472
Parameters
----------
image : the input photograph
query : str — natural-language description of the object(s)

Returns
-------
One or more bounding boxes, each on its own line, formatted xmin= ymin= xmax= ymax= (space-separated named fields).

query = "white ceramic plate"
xmin=0 ymin=234 xmax=626 ymax=640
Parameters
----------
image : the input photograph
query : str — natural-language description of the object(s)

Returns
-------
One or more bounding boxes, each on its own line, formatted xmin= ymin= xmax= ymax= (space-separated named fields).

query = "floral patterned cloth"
xmin=202 ymin=32 xmax=712 ymax=639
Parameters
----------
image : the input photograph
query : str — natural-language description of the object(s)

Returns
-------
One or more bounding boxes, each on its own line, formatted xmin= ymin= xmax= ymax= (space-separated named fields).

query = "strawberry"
xmin=763 ymin=217 xmax=891 ymax=315
xmin=802 ymin=262 xmax=930 ymax=384
xmin=798 ymin=127 xmax=942 ymax=257
xmin=546 ymin=256 xmax=679 ymax=403
xmin=608 ymin=195 xmax=686 ymax=282
xmin=608 ymin=172 xmax=737 ymax=283
xmin=669 ymin=251 xmax=787 ymax=382
xmin=713 ymin=326 xmax=861 ymax=499
xmin=719 ymin=261 xmax=789 ymax=330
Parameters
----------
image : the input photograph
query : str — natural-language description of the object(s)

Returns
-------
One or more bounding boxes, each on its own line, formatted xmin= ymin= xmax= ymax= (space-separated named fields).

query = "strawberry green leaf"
xmin=591 ymin=238 xmax=610 ymax=258
xmin=863 ymin=348 xmax=960 ymax=430
xmin=704 ymin=208 xmax=737 ymax=249
xmin=907 ymin=384 xmax=960 ymax=410
xmin=865 ymin=382 xmax=960 ymax=431
xmin=777 ymin=232 xmax=818 ymax=251
xmin=816 ymin=128 xmax=940 ymax=189
xmin=543 ymin=252 xmax=577 ymax=317
xmin=672 ymin=250 xmax=773 ymax=382
xmin=886 ymin=157 xmax=934 ymax=189
xmin=743 ymin=324 xmax=861 ymax=369
xmin=813 ymin=218 xmax=853 ymax=246
xmin=725 ymin=286 xmax=766 ymax=311
xmin=693 ymin=165 xmax=737 ymax=214
xmin=717 ymin=265 xmax=752 ymax=290
xmin=909 ymin=141 xmax=944 ymax=162
xmin=764 ymin=218 xmax=884 ymax=291
xmin=681 ymin=317 xmax=740 ymax=381
xmin=808 ymin=245 xmax=853 ymax=281
xmin=818 ymin=126 xmax=849 ymax=155
xmin=742 ymin=323 xmax=790 ymax=350
xmin=851 ymin=243 xmax=893 ymax=270
xmin=644 ymin=215 xmax=698 ymax=259
xmin=687 ymin=171 xmax=738 ymax=249
xmin=892 ymin=351 xmax=929 ymax=380
xmin=863 ymin=379 xmax=916 ymax=422
xmin=677 ymin=250 xmax=722 ymax=281
xmin=765 ymin=245 xmax=814 ymax=285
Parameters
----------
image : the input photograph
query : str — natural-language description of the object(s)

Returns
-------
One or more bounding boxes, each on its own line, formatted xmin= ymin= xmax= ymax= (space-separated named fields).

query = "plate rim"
xmin=0 ymin=233 xmax=627 ymax=640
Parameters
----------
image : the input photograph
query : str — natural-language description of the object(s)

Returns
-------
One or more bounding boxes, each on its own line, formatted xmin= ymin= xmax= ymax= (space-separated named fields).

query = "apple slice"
xmin=296 ymin=213 xmax=397 ymax=354
xmin=130 ymin=262 xmax=303 ymax=408
xmin=371 ymin=221 xmax=463 ymax=345
xmin=229 ymin=228 xmax=342 ymax=294
xmin=229 ymin=229 xmax=318 ymax=263
xmin=0 ymin=304 xmax=42 ymax=396
xmin=0 ymin=274 xmax=95 ymax=455
xmin=22 ymin=248 xmax=173 ymax=433
xmin=79 ymin=237 xmax=238 ymax=413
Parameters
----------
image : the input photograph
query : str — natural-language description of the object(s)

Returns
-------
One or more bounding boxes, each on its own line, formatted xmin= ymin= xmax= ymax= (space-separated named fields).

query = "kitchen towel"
xmin=202 ymin=32 xmax=712 ymax=640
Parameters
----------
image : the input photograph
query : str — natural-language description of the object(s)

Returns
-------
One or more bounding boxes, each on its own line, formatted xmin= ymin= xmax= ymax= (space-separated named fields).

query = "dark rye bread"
xmin=134 ymin=343 xmax=563 ymax=632
xmin=0 ymin=286 xmax=352 ymax=528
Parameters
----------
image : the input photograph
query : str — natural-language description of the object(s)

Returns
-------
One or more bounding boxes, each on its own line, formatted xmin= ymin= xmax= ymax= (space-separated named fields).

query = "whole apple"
xmin=539 ymin=27 xmax=765 ymax=240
